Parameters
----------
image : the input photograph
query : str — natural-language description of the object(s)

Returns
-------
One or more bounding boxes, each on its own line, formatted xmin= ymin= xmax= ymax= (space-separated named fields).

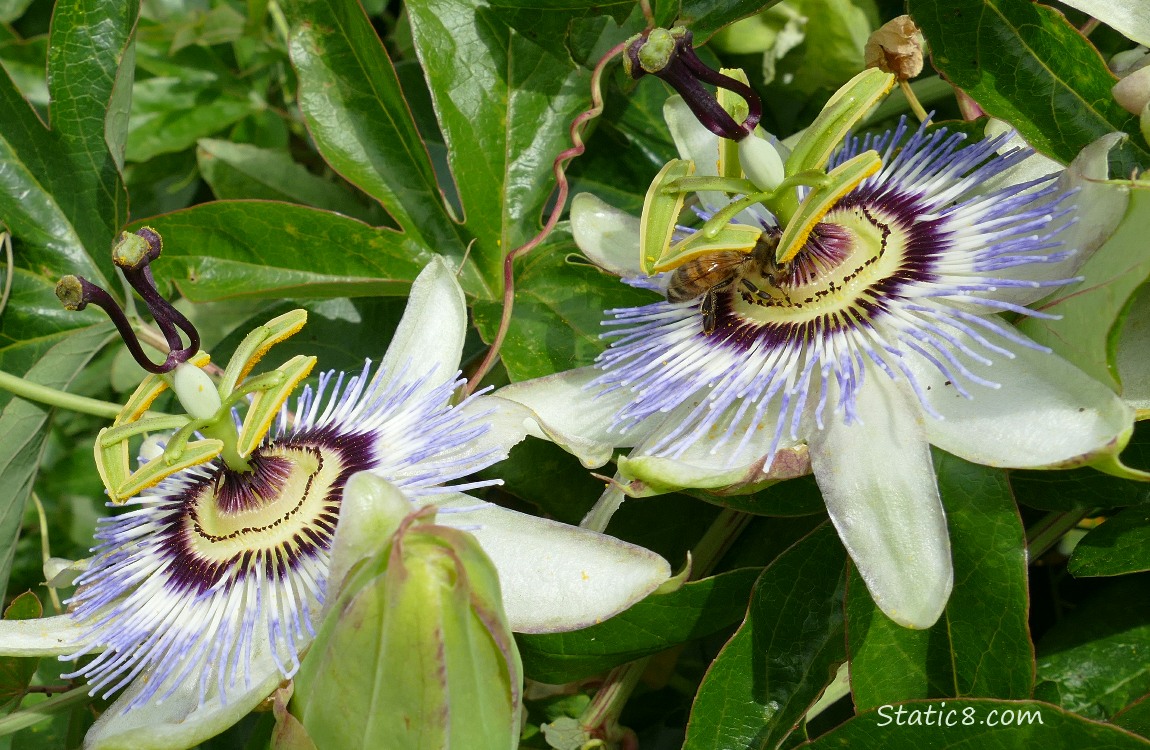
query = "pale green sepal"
xmin=570 ymin=193 xmax=644 ymax=276
xmin=809 ymin=377 xmax=952 ymax=630
xmin=0 ymin=614 xmax=89 ymax=657
xmin=84 ymin=663 xmax=282 ymax=750
xmin=776 ymin=149 xmax=882 ymax=262
xmin=640 ymin=159 xmax=694 ymax=274
xmin=784 ymin=68 xmax=894 ymax=175
xmin=617 ymin=444 xmax=809 ymax=497
xmin=325 ymin=471 xmax=411 ymax=605
xmin=1091 ymin=447 xmax=1150 ymax=481
xmin=293 ymin=506 xmax=522 ymax=750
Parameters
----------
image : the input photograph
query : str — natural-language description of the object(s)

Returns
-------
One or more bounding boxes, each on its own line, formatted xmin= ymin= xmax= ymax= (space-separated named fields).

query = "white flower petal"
xmin=0 ymin=614 xmax=89 ymax=657
xmin=497 ymin=368 xmax=654 ymax=468
xmin=974 ymin=120 xmax=1062 ymax=196
xmin=664 ymin=95 xmax=727 ymax=212
xmin=911 ymin=344 xmax=1135 ymax=468
xmin=1057 ymin=0 xmax=1150 ymax=46
xmin=809 ymin=377 xmax=953 ymax=629
xmin=377 ymin=256 xmax=467 ymax=398
xmin=968 ymin=132 xmax=1129 ymax=307
xmin=453 ymin=393 xmax=533 ymax=467
xmin=428 ymin=493 xmax=671 ymax=633
xmin=84 ymin=651 xmax=282 ymax=750
xmin=571 ymin=193 xmax=644 ymax=276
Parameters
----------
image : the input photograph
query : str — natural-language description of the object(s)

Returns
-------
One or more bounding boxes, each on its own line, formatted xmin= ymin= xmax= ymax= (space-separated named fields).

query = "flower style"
xmin=0 ymin=257 xmax=670 ymax=750
xmin=499 ymin=93 xmax=1137 ymax=629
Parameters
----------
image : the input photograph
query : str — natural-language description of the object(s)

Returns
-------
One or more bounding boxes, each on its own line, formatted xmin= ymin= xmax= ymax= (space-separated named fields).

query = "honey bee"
xmin=666 ymin=231 xmax=783 ymax=334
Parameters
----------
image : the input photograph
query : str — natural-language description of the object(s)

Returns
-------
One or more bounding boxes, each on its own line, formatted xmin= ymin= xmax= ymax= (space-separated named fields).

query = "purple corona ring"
xmin=499 ymin=98 xmax=1136 ymax=629
xmin=63 ymin=364 xmax=489 ymax=708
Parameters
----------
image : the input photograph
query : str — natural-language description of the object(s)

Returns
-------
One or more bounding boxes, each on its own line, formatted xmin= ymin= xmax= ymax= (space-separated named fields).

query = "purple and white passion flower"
xmin=500 ymin=92 xmax=1136 ymax=629
xmin=0 ymin=255 xmax=669 ymax=750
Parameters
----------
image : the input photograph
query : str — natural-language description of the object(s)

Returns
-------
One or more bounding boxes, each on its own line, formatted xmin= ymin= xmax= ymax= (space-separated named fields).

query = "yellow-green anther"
xmin=785 ymin=69 xmax=895 ymax=175
xmin=641 ymin=159 xmax=694 ymax=274
xmin=776 ymin=149 xmax=883 ymax=264
xmin=653 ymin=224 xmax=762 ymax=274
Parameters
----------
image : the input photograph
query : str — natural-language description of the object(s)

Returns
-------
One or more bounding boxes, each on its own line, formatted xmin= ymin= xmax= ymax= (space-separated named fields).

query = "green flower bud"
xmin=289 ymin=476 xmax=523 ymax=750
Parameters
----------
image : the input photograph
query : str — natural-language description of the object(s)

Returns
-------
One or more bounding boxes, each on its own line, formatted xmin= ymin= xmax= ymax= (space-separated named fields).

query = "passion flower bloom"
xmin=0 ymin=258 xmax=669 ymax=750
xmin=500 ymin=98 xmax=1137 ymax=629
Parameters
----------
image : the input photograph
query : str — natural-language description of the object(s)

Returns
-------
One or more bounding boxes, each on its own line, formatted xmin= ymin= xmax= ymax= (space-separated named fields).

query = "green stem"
xmin=0 ymin=685 xmax=91 ymax=737
xmin=0 ymin=370 xmax=123 ymax=419
xmin=1026 ymin=509 xmax=1094 ymax=560
xmin=200 ymin=417 xmax=251 ymax=473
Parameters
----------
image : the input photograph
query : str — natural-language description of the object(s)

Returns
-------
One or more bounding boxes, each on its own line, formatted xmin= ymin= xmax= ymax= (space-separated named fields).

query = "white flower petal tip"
xmin=811 ymin=379 xmax=953 ymax=631
xmin=496 ymin=368 xmax=647 ymax=468
xmin=914 ymin=345 xmax=1136 ymax=470
xmin=0 ymin=614 xmax=90 ymax=657
xmin=84 ymin=662 xmax=283 ymax=750
xmin=618 ymin=444 xmax=810 ymax=497
xmin=571 ymin=193 xmax=644 ymax=276
xmin=434 ymin=499 xmax=671 ymax=634
xmin=378 ymin=254 xmax=467 ymax=397
xmin=1090 ymin=448 xmax=1150 ymax=482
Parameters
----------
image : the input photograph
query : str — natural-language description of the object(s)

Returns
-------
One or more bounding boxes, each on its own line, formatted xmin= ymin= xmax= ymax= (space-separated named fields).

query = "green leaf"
xmin=517 ymin=567 xmax=760 ymax=683
xmin=1020 ymin=187 xmax=1150 ymax=390
xmin=195 ymin=139 xmax=387 ymax=225
xmin=0 ymin=324 xmax=114 ymax=595
xmin=1069 ymin=505 xmax=1150 ymax=577
xmin=909 ymin=0 xmax=1150 ymax=171
xmin=407 ymin=0 xmax=592 ymax=295
xmin=848 ymin=455 xmax=1032 ymax=709
xmin=683 ymin=523 xmax=847 ymax=750
xmin=0 ymin=67 xmax=105 ymax=286
xmin=1115 ymin=695 xmax=1150 ymax=739
xmin=484 ymin=0 xmax=633 ymax=24
xmin=803 ymin=700 xmax=1150 ymax=748
xmin=125 ymin=75 xmax=260 ymax=162
xmin=0 ymin=592 xmax=42 ymax=716
xmin=46 ymin=0 xmax=137 ymax=271
xmin=674 ymin=0 xmax=785 ymax=44
xmin=283 ymin=0 xmax=470 ymax=280
xmin=1035 ymin=576 xmax=1150 ymax=720
xmin=472 ymin=230 xmax=659 ymax=381
xmin=128 ymin=202 xmax=434 ymax=302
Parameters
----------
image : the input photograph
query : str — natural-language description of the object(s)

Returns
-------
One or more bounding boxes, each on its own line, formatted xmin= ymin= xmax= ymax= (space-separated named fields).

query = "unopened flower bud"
xmin=864 ymin=15 xmax=925 ymax=80
xmin=1113 ymin=65 xmax=1150 ymax=116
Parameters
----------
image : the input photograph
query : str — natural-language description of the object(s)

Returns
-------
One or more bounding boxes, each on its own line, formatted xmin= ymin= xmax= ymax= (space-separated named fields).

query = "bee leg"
xmin=700 ymin=279 xmax=734 ymax=335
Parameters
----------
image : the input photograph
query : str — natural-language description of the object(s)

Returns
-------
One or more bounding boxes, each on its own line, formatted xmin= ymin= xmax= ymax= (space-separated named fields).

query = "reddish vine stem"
xmin=462 ymin=39 xmax=628 ymax=397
